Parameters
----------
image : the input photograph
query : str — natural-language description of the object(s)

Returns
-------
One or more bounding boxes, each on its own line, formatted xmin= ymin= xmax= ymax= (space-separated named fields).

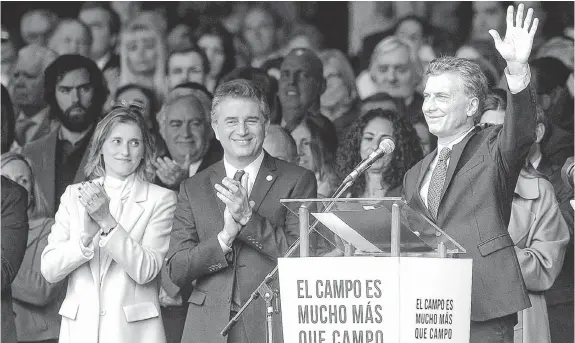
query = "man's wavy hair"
xmin=84 ymin=101 xmax=155 ymax=182
xmin=211 ymin=79 xmax=270 ymax=123
xmin=425 ymin=56 xmax=488 ymax=123
xmin=336 ymin=108 xmax=423 ymax=197
xmin=44 ymin=54 xmax=109 ymax=115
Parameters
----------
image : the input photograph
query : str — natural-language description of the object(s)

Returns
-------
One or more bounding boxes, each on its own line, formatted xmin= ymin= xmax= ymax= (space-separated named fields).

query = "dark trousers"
xmin=161 ymin=304 xmax=188 ymax=343
xmin=227 ymin=311 xmax=249 ymax=343
xmin=470 ymin=314 xmax=516 ymax=343
xmin=548 ymin=302 xmax=574 ymax=343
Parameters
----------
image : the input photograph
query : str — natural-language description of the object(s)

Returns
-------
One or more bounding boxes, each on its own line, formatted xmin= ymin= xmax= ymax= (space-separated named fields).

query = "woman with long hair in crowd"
xmin=119 ymin=12 xmax=168 ymax=99
xmin=318 ymin=49 xmax=361 ymax=140
xmin=1 ymin=153 xmax=65 ymax=343
xmin=290 ymin=115 xmax=339 ymax=198
xmin=195 ymin=22 xmax=236 ymax=93
xmin=336 ymin=108 xmax=423 ymax=198
xmin=323 ymin=108 xmax=423 ymax=256
xmin=40 ymin=103 xmax=176 ymax=343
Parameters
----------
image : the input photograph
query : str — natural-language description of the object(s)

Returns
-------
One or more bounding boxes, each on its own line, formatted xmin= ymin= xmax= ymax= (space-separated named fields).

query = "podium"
xmin=277 ymin=198 xmax=472 ymax=343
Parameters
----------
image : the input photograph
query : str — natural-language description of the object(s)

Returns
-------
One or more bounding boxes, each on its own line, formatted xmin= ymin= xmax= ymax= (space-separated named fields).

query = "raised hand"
xmin=152 ymin=155 xmax=192 ymax=187
xmin=489 ymin=3 xmax=538 ymax=71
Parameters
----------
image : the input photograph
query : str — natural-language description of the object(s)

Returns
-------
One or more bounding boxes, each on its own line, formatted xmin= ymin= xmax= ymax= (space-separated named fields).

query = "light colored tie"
xmin=427 ymin=147 xmax=451 ymax=220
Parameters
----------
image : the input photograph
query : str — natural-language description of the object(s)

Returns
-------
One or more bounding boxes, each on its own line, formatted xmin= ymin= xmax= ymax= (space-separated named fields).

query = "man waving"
xmin=402 ymin=4 xmax=539 ymax=342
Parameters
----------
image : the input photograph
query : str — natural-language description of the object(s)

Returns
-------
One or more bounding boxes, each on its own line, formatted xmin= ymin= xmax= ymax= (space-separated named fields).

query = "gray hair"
xmin=211 ymin=79 xmax=270 ymax=123
xmin=369 ymin=35 xmax=423 ymax=85
xmin=84 ymin=104 xmax=155 ymax=182
xmin=319 ymin=49 xmax=358 ymax=103
xmin=157 ymin=89 xmax=212 ymax=132
xmin=425 ymin=56 xmax=488 ymax=119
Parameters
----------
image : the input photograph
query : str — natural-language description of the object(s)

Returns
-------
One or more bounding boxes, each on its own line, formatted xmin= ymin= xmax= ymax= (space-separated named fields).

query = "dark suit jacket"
xmin=102 ymin=53 xmax=120 ymax=74
xmin=1 ymin=177 xmax=29 ymax=343
xmin=29 ymin=107 xmax=58 ymax=144
xmin=538 ymin=156 xmax=574 ymax=308
xmin=403 ymin=81 xmax=537 ymax=321
xmin=21 ymin=126 xmax=90 ymax=215
xmin=166 ymin=152 xmax=317 ymax=343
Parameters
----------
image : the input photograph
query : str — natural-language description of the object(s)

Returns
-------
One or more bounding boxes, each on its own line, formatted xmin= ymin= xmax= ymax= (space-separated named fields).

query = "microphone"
xmin=342 ymin=138 xmax=395 ymax=184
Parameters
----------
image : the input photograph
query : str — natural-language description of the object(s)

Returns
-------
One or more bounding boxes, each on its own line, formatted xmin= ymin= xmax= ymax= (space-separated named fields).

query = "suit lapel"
xmin=209 ymin=161 xmax=227 ymax=226
xmin=31 ymin=107 xmax=51 ymax=141
xmin=99 ymin=178 xmax=146 ymax=280
xmin=414 ymin=150 xmax=436 ymax=218
xmin=439 ymin=129 xmax=478 ymax=201
xmin=249 ymin=153 xmax=277 ymax=212
xmin=74 ymin=135 xmax=93 ymax=183
xmin=41 ymin=131 xmax=58 ymax=213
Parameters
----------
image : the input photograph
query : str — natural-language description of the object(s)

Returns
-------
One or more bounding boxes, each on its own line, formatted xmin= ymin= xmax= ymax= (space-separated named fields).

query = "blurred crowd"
xmin=0 ymin=2 xmax=573 ymax=343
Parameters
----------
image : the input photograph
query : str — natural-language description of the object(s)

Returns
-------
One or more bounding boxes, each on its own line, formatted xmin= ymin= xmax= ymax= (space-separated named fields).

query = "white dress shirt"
xmin=188 ymin=159 xmax=203 ymax=177
xmin=218 ymin=151 xmax=266 ymax=253
xmin=419 ymin=66 xmax=532 ymax=209
xmin=96 ymin=52 xmax=112 ymax=71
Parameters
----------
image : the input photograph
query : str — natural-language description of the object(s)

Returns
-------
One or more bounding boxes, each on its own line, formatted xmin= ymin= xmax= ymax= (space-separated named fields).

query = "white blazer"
xmin=41 ymin=177 xmax=177 ymax=343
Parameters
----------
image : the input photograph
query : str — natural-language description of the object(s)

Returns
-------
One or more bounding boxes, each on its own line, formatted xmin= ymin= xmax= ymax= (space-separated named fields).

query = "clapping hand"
xmin=152 ymin=154 xmax=192 ymax=187
xmin=78 ymin=181 xmax=115 ymax=227
xmin=215 ymin=175 xmax=255 ymax=226
xmin=489 ymin=3 xmax=539 ymax=74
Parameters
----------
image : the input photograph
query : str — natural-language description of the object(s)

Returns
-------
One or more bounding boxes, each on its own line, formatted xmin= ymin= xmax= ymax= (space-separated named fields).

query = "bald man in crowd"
xmin=279 ymin=48 xmax=332 ymax=130
xmin=263 ymin=124 xmax=298 ymax=164
xmin=9 ymin=44 xmax=58 ymax=151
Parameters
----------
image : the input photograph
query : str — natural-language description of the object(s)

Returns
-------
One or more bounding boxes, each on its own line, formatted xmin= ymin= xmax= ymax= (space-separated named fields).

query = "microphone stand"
xmin=220 ymin=179 xmax=355 ymax=341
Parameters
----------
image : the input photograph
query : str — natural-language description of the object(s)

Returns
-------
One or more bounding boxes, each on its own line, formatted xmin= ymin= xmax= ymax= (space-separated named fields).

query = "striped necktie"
xmin=427 ymin=147 xmax=451 ymax=220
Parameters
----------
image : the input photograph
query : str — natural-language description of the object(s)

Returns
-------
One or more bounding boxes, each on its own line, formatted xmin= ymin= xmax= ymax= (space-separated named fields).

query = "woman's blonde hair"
xmin=84 ymin=102 xmax=156 ymax=182
xmin=319 ymin=49 xmax=359 ymax=103
xmin=119 ymin=12 xmax=167 ymax=98
xmin=1 ymin=152 xmax=50 ymax=219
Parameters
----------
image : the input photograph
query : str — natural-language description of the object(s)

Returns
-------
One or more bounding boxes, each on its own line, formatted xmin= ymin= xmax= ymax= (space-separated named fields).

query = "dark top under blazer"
xmin=403 ymin=79 xmax=537 ymax=321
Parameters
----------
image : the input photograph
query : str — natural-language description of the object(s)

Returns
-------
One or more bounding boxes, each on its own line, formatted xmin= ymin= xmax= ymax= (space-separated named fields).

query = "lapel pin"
xmin=266 ymin=175 xmax=273 ymax=181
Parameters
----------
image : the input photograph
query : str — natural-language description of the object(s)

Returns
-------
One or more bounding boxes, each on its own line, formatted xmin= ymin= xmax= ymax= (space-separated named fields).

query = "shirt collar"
xmin=437 ymin=126 xmax=475 ymax=153
xmin=17 ymin=107 xmax=46 ymax=126
xmin=188 ymin=158 xmax=203 ymax=177
xmin=223 ymin=150 xmax=265 ymax=182
xmin=530 ymin=153 xmax=542 ymax=170
xmin=514 ymin=170 xmax=540 ymax=200
xmin=96 ymin=52 xmax=112 ymax=70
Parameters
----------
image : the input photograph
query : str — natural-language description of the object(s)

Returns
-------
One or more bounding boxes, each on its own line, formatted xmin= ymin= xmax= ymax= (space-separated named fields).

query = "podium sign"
xmin=278 ymin=257 xmax=472 ymax=343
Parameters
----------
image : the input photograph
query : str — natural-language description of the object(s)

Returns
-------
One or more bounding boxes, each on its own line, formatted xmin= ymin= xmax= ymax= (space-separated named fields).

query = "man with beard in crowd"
xmin=21 ymin=55 xmax=108 ymax=215
xmin=9 ymin=44 xmax=58 ymax=150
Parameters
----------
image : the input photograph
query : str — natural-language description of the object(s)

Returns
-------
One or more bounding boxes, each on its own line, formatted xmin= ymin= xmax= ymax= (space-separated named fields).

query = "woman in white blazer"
xmin=41 ymin=102 xmax=177 ymax=343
